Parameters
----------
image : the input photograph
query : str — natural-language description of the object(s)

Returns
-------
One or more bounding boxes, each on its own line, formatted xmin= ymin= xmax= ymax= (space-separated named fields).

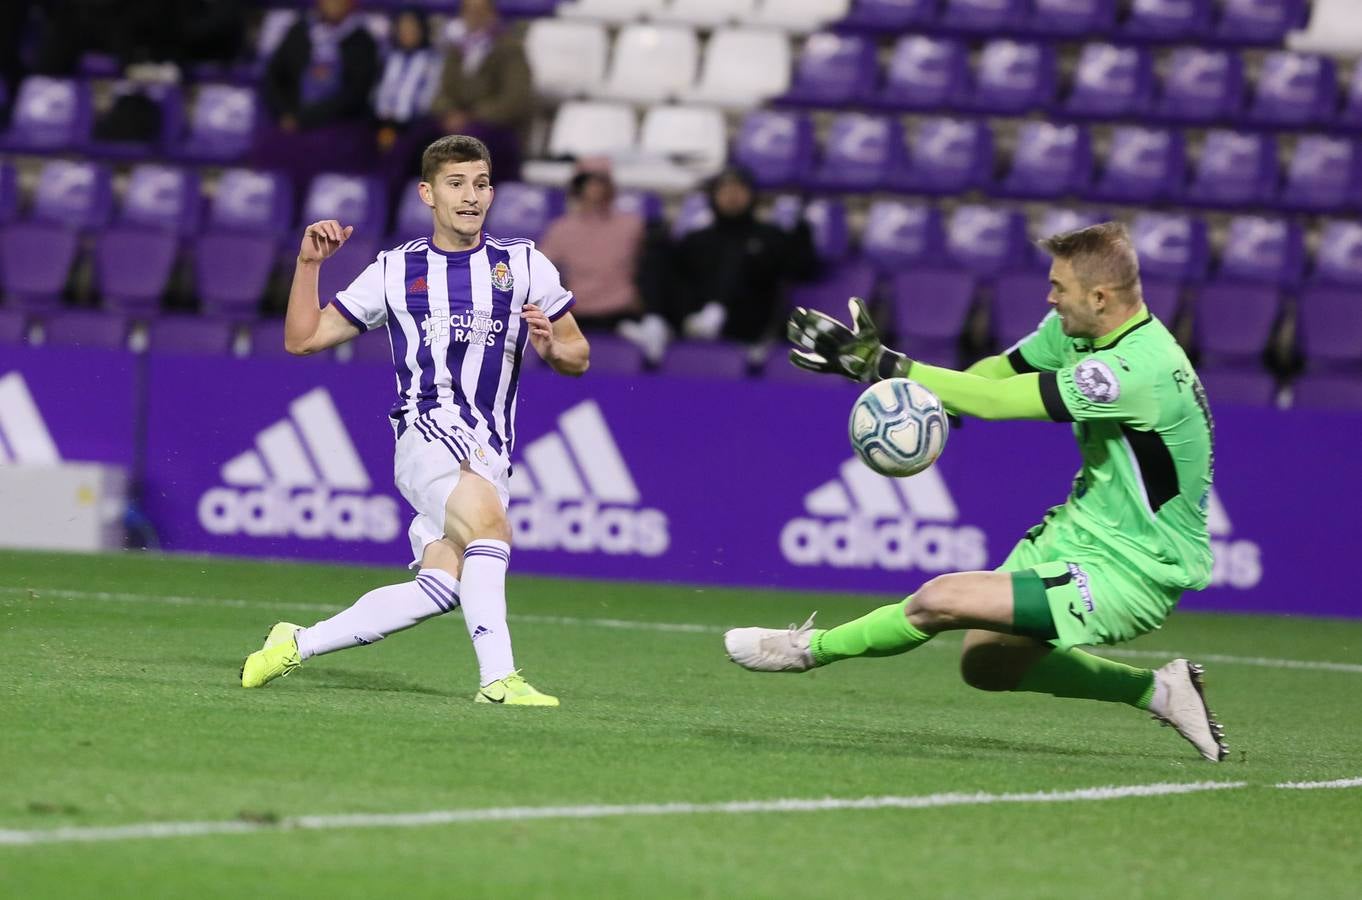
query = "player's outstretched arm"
xmin=523 ymin=306 xmax=589 ymax=376
xmin=787 ymin=298 xmax=1051 ymax=421
xmin=285 ymin=219 xmax=361 ymax=355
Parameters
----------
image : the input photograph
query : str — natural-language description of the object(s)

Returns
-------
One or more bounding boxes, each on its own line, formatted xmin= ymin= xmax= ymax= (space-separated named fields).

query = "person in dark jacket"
xmin=254 ymin=0 xmax=379 ymax=182
xmin=670 ymin=165 xmax=819 ymax=346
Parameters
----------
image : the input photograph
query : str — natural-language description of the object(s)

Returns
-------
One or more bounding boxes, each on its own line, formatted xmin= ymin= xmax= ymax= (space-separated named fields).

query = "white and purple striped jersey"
xmin=330 ymin=235 xmax=576 ymax=457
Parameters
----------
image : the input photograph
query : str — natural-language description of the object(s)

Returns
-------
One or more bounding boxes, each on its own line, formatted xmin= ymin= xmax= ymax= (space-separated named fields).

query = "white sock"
xmin=295 ymin=568 xmax=460 ymax=660
xmin=460 ymin=539 xmax=515 ymax=685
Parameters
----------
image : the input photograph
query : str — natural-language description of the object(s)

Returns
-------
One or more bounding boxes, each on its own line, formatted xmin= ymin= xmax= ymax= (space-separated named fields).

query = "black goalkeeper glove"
xmin=787 ymin=297 xmax=909 ymax=383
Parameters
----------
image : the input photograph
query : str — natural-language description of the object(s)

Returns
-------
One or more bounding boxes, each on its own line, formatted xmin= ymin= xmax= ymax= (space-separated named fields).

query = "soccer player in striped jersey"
xmin=241 ymin=135 xmax=588 ymax=705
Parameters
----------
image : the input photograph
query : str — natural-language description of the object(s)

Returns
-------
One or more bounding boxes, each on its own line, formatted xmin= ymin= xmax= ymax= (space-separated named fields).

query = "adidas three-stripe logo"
xmin=0 ymin=373 xmax=60 ymax=465
xmin=781 ymin=457 xmax=988 ymax=573
xmin=508 ymin=401 xmax=669 ymax=557
xmin=197 ymin=387 xmax=402 ymax=543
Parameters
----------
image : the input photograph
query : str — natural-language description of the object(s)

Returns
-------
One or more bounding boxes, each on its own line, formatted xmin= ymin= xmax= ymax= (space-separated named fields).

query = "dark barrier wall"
xmin=2 ymin=348 xmax=1355 ymax=618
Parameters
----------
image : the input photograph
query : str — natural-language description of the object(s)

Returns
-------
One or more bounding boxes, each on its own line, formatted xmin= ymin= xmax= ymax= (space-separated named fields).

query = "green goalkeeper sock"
xmin=1015 ymin=647 xmax=1156 ymax=709
xmin=809 ymin=598 xmax=932 ymax=666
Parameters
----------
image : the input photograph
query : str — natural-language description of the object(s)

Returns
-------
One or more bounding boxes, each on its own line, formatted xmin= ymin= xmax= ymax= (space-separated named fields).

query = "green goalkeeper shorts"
xmin=997 ymin=518 xmax=1183 ymax=649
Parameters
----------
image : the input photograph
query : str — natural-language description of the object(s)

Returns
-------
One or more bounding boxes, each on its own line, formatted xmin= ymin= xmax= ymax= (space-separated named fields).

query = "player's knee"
xmin=958 ymin=646 xmax=1019 ymax=692
xmin=907 ymin=574 xmax=968 ymax=629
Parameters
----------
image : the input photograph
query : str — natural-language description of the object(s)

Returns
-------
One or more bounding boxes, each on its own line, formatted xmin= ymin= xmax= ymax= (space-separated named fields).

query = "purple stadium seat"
xmin=1218 ymin=216 xmax=1305 ymax=288
xmin=1121 ymin=0 xmax=1213 ymax=41
xmin=95 ymin=229 xmax=179 ymax=316
xmin=0 ymin=164 xmax=17 ymax=226
xmin=809 ymin=114 xmax=902 ymax=192
xmin=877 ymin=36 xmax=968 ymax=112
xmin=969 ymin=40 xmax=1056 ymax=115
xmin=0 ymin=308 xmax=27 ymax=344
xmin=1248 ymin=52 xmax=1336 ymax=127
xmin=1185 ymin=130 xmax=1276 ymax=208
xmin=300 ymin=174 xmax=387 ymax=235
xmin=178 ymin=84 xmax=258 ymax=163
xmin=840 ymin=0 xmax=934 ymax=31
xmin=1001 ymin=122 xmax=1091 ymax=198
xmin=317 ymin=236 xmax=380 ymax=306
xmin=1197 ymin=369 xmax=1277 ymax=407
xmin=1131 ymin=212 xmax=1210 ymax=282
xmin=888 ymin=268 xmax=977 ymax=366
xmin=118 ymin=165 xmax=202 ymax=235
xmin=944 ymin=206 xmax=1028 ymax=276
xmin=1155 ymin=48 xmax=1244 ymax=122
xmin=146 ymin=316 xmax=236 ymax=356
xmin=890 ymin=117 xmax=992 ymax=195
xmin=30 ymin=160 xmax=113 ymax=230
xmin=789 ymin=259 xmax=877 ymax=319
xmin=1029 ymin=0 xmax=1117 ymax=37
xmin=248 ymin=319 xmax=302 ymax=358
xmin=1194 ymin=281 xmax=1280 ymax=365
xmin=1064 ymin=44 xmax=1154 ymax=118
xmin=1291 ymin=373 xmax=1362 ymax=411
xmin=763 ymin=347 xmax=846 ymax=384
xmin=1140 ymin=279 xmax=1182 ymax=322
xmin=572 ymin=332 xmax=642 ymax=375
xmin=662 ymin=341 xmax=751 ymax=379
xmin=940 ymin=0 xmax=1029 ymax=32
xmin=782 ymin=33 xmax=876 ymax=106
xmin=88 ymin=82 xmax=184 ymax=158
xmin=209 ymin=169 xmax=294 ymax=237
xmin=1310 ymin=221 xmax=1362 ymax=288
xmin=1280 ymin=136 xmax=1360 ymax=214
xmin=1341 ymin=60 xmax=1362 ymax=130
xmin=771 ymin=196 xmax=850 ymax=262
xmin=390 ymin=179 xmax=431 ymax=244
xmin=1213 ymin=0 xmax=1307 ymax=45
xmin=0 ymin=224 xmax=79 ymax=312
xmin=614 ymin=189 xmax=663 ymax=221
xmin=194 ymin=233 xmax=275 ymax=320
xmin=0 ymin=76 xmax=91 ymax=151
xmin=1027 ymin=207 xmax=1111 ymax=269
xmin=732 ymin=110 xmax=815 ymax=189
xmin=861 ymin=200 xmax=941 ymax=272
xmin=992 ymin=273 xmax=1049 ymax=347
xmin=671 ymin=192 xmax=712 ymax=239
xmin=41 ymin=310 xmax=128 ymax=350
xmin=1089 ymin=127 xmax=1184 ymax=204
xmin=485 ymin=182 xmax=564 ymax=243
xmin=1297 ymin=287 xmax=1362 ymax=370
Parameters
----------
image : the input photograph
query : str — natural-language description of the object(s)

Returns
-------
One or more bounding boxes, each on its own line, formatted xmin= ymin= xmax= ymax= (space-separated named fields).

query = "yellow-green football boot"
xmin=240 ymin=622 xmax=302 ymax=688
xmin=474 ymin=672 xmax=559 ymax=706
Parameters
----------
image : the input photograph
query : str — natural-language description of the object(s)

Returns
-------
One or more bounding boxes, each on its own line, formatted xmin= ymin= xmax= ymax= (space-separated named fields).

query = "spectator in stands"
xmin=429 ymin=0 xmax=533 ymax=181
xmin=538 ymin=160 xmax=647 ymax=331
xmin=255 ymin=0 xmax=379 ymax=182
xmin=375 ymin=8 xmax=444 ymax=192
xmin=668 ymin=165 xmax=819 ymax=350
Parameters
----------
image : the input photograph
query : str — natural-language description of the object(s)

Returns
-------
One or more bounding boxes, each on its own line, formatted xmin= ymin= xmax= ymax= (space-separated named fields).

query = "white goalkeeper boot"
xmin=724 ymin=613 xmax=818 ymax=672
xmin=1148 ymin=659 xmax=1228 ymax=762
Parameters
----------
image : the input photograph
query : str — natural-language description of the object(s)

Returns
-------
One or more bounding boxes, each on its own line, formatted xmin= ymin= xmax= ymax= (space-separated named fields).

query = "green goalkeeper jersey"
xmin=1006 ymin=307 xmax=1214 ymax=593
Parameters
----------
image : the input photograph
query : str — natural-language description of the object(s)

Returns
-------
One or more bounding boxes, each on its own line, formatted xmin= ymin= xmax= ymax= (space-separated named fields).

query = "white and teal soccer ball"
xmin=848 ymin=378 xmax=949 ymax=478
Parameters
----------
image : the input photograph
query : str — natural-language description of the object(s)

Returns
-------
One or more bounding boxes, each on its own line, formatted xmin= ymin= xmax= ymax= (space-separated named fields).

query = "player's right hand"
xmin=788 ymin=297 xmax=889 ymax=382
xmin=298 ymin=220 xmax=354 ymax=263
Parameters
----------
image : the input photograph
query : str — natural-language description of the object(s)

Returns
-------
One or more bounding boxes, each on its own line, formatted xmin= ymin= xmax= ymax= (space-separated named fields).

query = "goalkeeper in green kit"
xmin=724 ymin=222 xmax=1228 ymax=762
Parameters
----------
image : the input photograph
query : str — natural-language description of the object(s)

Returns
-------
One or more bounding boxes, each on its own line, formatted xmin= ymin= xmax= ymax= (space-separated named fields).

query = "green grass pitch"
xmin=2 ymin=549 xmax=1360 ymax=898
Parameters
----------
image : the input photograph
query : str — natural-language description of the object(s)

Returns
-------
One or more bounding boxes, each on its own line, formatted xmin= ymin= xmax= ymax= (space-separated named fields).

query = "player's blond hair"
xmin=1037 ymin=222 xmax=1142 ymax=305
xmin=421 ymin=135 xmax=492 ymax=184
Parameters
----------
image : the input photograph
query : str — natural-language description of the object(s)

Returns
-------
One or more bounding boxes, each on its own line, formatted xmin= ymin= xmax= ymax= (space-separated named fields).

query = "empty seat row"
xmin=558 ymin=0 xmax=1308 ymax=47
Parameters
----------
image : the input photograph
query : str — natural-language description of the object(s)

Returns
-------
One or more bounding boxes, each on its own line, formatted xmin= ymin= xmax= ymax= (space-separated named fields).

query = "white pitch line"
xmin=1274 ymin=777 xmax=1362 ymax=790
xmin=2 ymin=586 xmax=1361 ymax=674
xmin=0 ymin=780 xmax=1248 ymax=847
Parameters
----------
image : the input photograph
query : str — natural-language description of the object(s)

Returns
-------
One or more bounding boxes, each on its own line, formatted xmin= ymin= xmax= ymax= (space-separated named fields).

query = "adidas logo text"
xmin=1205 ymin=488 xmax=1261 ymax=589
xmin=780 ymin=459 xmax=986 ymax=572
xmin=196 ymin=388 xmax=400 ymax=542
xmin=508 ymin=401 xmax=669 ymax=557
xmin=0 ymin=373 xmax=61 ymax=464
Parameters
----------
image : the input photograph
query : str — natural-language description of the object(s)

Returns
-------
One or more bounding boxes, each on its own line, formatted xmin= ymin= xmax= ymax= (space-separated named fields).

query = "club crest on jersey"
xmin=490 ymin=262 xmax=514 ymax=292
xmin=1073 ymin=359 xmax=1120 ymax=404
